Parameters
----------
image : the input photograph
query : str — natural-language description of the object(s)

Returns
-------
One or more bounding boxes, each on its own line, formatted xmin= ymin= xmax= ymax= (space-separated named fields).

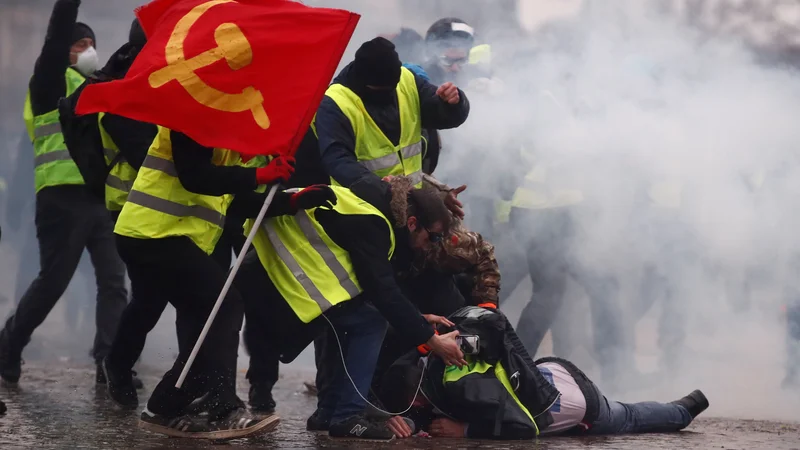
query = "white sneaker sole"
xmin=139 ymin=413 xmax=280 ymax=440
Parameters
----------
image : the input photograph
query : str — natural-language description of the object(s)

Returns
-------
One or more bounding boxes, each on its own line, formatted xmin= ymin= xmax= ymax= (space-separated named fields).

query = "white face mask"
xmin=72 ymin=46 xmax=99 ymax=76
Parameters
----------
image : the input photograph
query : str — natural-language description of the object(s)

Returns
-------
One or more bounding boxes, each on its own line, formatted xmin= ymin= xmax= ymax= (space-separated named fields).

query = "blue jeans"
xmin=588 ymin=384 xmax=692 ymax=434
xmin=317 ymin=301 xmax=387 ymax=424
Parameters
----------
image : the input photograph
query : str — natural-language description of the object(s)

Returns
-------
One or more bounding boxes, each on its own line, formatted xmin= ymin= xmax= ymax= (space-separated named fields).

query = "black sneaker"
xmin=306 ymin=409 xmax=331 ymax=432
xmin=101 ymin=359 xmax=138 ymax=409
xmin=206 ymin=408 xmax=280 ymax=440
xmin=329 ymin=415 xmax=395 ymax=441
xmin=0 ymin=332 xmax=22 ymax=386
xmin=248 ymin=382 xmax=276 ymax=414
xmin=96 ymin=363 xmax=144 ymax=390
xmin=670 ymin=389 xmax=710 ymax=419
xmin=0 ymin=399 xmax=6 ymax=415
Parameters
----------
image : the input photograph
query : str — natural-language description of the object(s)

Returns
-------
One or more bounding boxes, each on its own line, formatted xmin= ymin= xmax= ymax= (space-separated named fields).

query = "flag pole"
xmin=176 ymin=183 xmax=280 ymax=388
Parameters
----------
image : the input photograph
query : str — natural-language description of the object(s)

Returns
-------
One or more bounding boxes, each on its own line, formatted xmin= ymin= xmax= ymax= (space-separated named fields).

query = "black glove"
xmin=289 ymin=185 xmax=337 ymax=212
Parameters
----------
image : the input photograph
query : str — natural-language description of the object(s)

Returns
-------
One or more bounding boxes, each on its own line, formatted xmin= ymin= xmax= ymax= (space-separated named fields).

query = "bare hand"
xmin=427 ymin=331 xmax=467 ymax=367
xmin=436 ymin=82 xmax=460 ymax=104
xmin=386 ymin=416 xmax=413 ymax=439
xmin=430 ymin=418 xmax=467 ymax=438
xmin=422 ymin=314 xmax=455 ymax=328
xmin=444 ymin=185 xmax=467 ymax=219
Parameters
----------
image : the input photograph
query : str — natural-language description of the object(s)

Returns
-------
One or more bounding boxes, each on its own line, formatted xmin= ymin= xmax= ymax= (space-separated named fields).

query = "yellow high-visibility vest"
xmin=114 ymin=126 xmax=241 ymax=254
xmin=321 ymin=67 xmax=423 ymax=187
xmin=245 ymin=186 xmax=395 ymax=323
xmin=23 ymin=67 xmax=86 ymax=193
xmin=97 ymin=113 xmax=139 ymax=212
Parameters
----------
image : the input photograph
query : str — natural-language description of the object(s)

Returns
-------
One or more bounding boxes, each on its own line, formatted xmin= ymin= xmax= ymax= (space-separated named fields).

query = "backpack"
xmin=57 ymin=78 xmax=122 ymax=201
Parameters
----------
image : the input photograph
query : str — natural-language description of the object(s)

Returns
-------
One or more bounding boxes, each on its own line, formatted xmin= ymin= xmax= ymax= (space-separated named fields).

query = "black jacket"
xmin=381 ymin=306 xmax=561 ymax=440
xmin=96 ymin=42 xmax=157 ymax=172
xmin=316 ymin=62 xmax=470 ymax=188
xmin=30 ymin=0 xmax=82 ymax=116
xmin=314 ymin=206 xmax=435 ymax=347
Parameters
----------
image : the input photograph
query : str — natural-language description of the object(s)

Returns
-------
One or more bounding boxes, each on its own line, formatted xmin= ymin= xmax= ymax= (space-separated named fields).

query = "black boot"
xmin=670 ymin=389 xmax=709 ymax=419
xmin=97 ymin=362 xmax=144 ymax=390
xmin=0 ymin=329 xmax=23 ymax=386
xmin=248 ymin=382 xmax=276 ymax=414
xmin=0 ymin=399 xmax=6 ymax=415
xmin=101 ymin=359 xmax=139 ymax=409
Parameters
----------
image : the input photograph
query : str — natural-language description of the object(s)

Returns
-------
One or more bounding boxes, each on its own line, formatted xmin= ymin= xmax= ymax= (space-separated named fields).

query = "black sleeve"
xmin=100 ymin=114 xmax=157 ymax=170
xmin=422 ymin=129 xmax=440 ymax=175
xmin=170 ymin=130 xmax=258 ymax=196
xmin=30 ymin=0 xmax=81 ymax=116
xmin=317 ymin=210 xmax=434 ymax=346
xmin=348 ymin=176 xmax=394 ymax=219
xmin=316 ymin=96 xmax=380 ymax=187
xmin=227 ymin=191 xmax=294 ymax=219
xmin=415 ymin=74 xmax=470 ymax=130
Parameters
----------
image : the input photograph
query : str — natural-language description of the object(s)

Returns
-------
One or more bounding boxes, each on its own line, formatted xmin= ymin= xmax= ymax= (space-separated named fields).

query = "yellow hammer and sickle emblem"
xmin=148 ymin=0 xmax=270 ymax=129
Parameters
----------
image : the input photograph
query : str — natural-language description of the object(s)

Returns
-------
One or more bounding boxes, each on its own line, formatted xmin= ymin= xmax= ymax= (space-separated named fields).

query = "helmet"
xmin=425 ymin=18 xmax=475 ymax=52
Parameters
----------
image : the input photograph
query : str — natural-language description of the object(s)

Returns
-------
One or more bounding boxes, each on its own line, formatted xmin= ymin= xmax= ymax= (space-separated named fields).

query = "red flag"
xmin=77 ymin=0 xmax=359 ymax=156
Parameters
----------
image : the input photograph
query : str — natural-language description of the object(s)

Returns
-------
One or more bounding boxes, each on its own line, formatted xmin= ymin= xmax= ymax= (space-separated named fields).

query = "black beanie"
xmin=351 ymin=37 xmax=402 ymax=88
xmin=129 ymin=18 xmax=147 ymax=50
xmin=72 ymin=22 xmax=96 ymax=48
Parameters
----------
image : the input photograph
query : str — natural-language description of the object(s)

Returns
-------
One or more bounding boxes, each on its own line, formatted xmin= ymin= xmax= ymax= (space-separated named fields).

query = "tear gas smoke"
xmin=2 ymin=0 xmax=800 ymax=421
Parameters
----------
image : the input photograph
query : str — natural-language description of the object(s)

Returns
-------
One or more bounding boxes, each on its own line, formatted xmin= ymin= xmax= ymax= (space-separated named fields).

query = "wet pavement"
xmin=0 ymin=363 xmax=799 ymax=449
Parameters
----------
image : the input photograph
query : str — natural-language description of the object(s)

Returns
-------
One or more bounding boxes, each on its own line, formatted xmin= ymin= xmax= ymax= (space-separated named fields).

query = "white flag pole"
xmin=176 ymin=183 xmax=280 ymax=388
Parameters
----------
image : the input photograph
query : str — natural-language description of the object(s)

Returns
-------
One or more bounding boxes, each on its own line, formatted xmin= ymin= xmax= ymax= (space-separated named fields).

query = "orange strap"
xmin=478 ymin=302 xmax=497 ymax=309
xmin=417 ymin=328 xmax=439 ymax=355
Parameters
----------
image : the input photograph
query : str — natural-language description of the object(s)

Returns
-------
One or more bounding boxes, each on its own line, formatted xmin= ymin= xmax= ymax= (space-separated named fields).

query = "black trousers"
xmin=237 ymin=250 xmax=319 ymax=388
xmin=310 ymin=270 xmax=466 ymax=404
xmin=237 ymin=250 xmax=376 ymax=386
xmin=1 ymin=186 xmax=127 ymax=363
xmin=116 ymin=235 xmax=244 ymax=418
xmin=106 ymin=217 xmax=244 ymax=374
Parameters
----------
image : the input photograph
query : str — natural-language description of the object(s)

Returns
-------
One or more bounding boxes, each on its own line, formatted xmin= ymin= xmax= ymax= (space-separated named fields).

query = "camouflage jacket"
xmin=414 ymin=175 xmax=501 ymax=307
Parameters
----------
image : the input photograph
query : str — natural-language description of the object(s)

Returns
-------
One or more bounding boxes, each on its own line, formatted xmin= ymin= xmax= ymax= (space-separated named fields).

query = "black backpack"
xmin=57 ymin=78 xmax=122 ymax=201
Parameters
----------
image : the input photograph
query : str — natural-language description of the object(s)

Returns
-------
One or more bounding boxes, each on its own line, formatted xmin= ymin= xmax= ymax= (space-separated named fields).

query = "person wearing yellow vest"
xmin=380 ymin=306 xmax=708 ymax=440
xmin=235 ymin=184 xmax=466 ymax=441
xmin=110 ymin=126 xmax=298 ymax=439
xmin=315 ymin=37 xmax=469 ymax=193
xmin=0 ymin=0 xmax=132 ymax=390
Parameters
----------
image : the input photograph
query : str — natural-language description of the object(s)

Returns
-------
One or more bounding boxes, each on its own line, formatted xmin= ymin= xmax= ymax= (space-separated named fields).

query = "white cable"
xmin=320 ymin=312 xmax=426 ymax=417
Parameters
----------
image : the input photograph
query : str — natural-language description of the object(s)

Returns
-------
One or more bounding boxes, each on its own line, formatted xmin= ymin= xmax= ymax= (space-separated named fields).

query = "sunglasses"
xmin=424 ymin=227 xmax=444 ymax=243
xmin=438 ymin=54 xmax=468 ymax=67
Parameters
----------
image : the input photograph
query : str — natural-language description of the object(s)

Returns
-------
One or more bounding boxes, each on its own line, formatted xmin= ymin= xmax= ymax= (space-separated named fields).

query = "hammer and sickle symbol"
xmin=148 ymin=0 xmax=270 ymax=129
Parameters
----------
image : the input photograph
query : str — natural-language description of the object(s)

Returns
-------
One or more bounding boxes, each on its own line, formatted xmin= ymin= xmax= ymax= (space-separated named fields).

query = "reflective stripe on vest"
xmin=261 ymin=212 xmax=361 ymax=314
xmin=114 ymin=126 xmax=239 ymax=254
xmin=24 ymin=67 xmax=86 ymax=193
xmin=322 ymin=67 xmax=423 ymax=187
xmin=141 ymin=154 xmax=179 ymax=177
xmin=249 ymin=186 xmax=394 ymax=323
xmin=98 ymin=112 xmax=141 ymax=211
xmin=106 ymin=174 xmax=133 ymax=193
xmin=126 ymin=190 xmax=225 ymax=228
xmin=34 ymin=150 xmax=72 ymax=167
xmin=33 ymin=122 xmax=62 ymax=139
